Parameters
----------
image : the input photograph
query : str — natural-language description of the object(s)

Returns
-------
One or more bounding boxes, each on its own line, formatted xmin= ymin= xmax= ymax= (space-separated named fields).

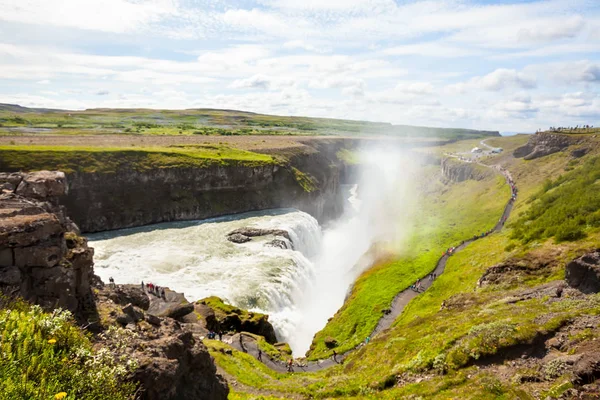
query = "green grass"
xmin=0 ymin=297 xmax=136 ymax=400
xmin=511 ymin=156 xmax=600 ymax=243
xmin=0 ymin=144 xmax=277 ymax=173
xmin=307 ymin=169 xmax=510 ymax=359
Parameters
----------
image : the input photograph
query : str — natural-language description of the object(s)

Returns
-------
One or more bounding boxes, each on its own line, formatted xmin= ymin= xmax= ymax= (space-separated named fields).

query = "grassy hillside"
xmin=307 ymin=170 xmax=509 ymax=358
xmin=203 ymin=133 xmax=600 ymax=399
xmin=0 ymin=103 xmax=499 ymax=139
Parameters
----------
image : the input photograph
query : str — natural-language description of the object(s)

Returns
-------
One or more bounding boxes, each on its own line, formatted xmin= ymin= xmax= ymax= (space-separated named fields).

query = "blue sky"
xmin=0 ymin=0 xmax=599 ymax=132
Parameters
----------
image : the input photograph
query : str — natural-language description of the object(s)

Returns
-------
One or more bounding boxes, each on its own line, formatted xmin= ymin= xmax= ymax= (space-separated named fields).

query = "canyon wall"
xmin=62 ymin=139 xmax=352 ymax=233
xmin=0 ymin=171 xmax=96 ymax=321
xmin=441 ymin=157 xmax=492 ymax=182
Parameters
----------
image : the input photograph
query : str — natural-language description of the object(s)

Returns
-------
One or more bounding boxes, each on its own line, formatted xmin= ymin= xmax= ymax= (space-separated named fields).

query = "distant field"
xmin=0 ymin=103 xmax=499 ymax=140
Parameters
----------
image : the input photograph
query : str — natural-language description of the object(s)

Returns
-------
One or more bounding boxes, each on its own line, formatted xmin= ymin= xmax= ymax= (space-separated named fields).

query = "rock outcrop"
xmin=97 ymin=285 xmax=229 ymax=399
xmin=566 ymin=250 xmax=600 ymax=294
xmin=441 ymin=157 xmax=491 ymax=183
xmin=0 ymin=171 xmax=95 ymax=321
xmin=195 ymin=296 xmax=278 ymax=344
xmin=226 ymin=227 xmax=291 ymax=246
xmin=513 ymin=133 xmax=578 ymax=160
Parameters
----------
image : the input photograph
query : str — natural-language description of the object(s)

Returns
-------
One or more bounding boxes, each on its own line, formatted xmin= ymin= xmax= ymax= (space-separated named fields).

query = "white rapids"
xmin=89 ymin=209 xmax=322 ymax=344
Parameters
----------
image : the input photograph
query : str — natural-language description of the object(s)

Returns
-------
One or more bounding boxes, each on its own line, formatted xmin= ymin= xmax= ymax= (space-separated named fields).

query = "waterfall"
xmin=90 ymin=148 xmax=421 ymax=356
xmin=89 ymin=208 xmax=323 ymax=344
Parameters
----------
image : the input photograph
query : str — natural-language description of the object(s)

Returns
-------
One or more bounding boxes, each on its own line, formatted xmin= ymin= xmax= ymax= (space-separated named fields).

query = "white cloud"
xmin=0 ymin=0 xmax=178 ymax=33
xmin=449 ymin=68 xmax=536 ymax=93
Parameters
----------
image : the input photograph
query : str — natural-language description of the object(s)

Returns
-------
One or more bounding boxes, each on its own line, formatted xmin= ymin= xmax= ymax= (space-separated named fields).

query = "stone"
xmin=0 ymin=265 xmax=21 ymax=285
xmin=116 ymin=313 xmax=133 ymax=326
xmin=159 ymin=302 xmax=195 ymax=320
xmin=227 ymin=227 xmax=291 ymax=242
xmin=15 ymin=171 xmax=67 ymax=201
xmin=566 ymin=250 xmax=600 ymax=294
xmin=14 ymin=244 xmax=63 ymax=267
xmin=227 ymin=233 xmax=251 ymax=244
xmin=146 ymin=313 xmax=162 ymax=326
xmin=0 ymin=248 xmax=14 ymax=267
xmin=122 ymin=303 xmax=144 ymax=322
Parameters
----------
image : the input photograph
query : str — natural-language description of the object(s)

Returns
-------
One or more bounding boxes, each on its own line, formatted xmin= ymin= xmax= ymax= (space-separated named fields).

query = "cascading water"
xmin=89 ymin=209 xmax=323 ymax=342
xmin=90 ymin=147 xmax=421 ymax=356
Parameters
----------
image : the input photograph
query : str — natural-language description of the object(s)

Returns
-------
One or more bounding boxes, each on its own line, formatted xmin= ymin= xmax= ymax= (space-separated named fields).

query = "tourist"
xmin=332 ymin=350 xmax=337 ymax=363
xmin=365 ymin=336 xmax=370 ymax=344
xmin=287 ymin=358 xmax=294 ymax=372
xmin=258 ymin=349 xmax=262 ymax=361
xmin=141 ymin=281 xmax=145 ymax=290
xmin=218 ymin=330 xmax=223 ymax=341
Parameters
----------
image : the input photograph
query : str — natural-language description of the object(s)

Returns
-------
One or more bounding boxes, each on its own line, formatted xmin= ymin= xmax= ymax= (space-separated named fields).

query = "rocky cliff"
xmin=441 ymin=157 xmax=492 ymax=182
xmin=0 ymin=171 xmax=96 ymax=321
xmin=61 ymin=139 xmax=350 ymax=233
xmin=513 ymin=132 xmax=580 ymax=160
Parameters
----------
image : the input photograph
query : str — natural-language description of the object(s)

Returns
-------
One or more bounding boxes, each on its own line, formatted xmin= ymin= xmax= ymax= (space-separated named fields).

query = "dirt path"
xmin=226 ymin=158 xmax=517 ymax=372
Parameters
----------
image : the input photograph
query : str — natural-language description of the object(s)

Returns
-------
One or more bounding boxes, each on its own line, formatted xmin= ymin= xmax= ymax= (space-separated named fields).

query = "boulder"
xmin=566 ymin=250 xmax=600 ymax=294
xmin=227 ymin=233 xmax=251 ymax=244
xmin=122 ymin=303 xmax=144 ymax=322
xmin=107 ymin=284 xmax=150 ymax=310
xmin=0 ymin=172 xmax=23 ymax=191
xmin=159 ymin=302 xmax=195 ymax=320
xmin=266 ymin=239 xmax=289 ymax=249
xmin=227 ymin=227 xmax=291 ymax=243
xmin=15 ymin=171 xmax=67 ymax=201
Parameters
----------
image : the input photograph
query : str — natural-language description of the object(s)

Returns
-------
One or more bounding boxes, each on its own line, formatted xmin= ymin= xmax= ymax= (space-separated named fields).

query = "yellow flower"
xmin=55 ymin=392 xmax=67 ymax=400
xmin=48 ymin=338 xmax=57 ymax=344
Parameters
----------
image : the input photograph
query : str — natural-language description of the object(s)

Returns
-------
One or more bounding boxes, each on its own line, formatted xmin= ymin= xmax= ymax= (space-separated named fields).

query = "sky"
xmin=0 ymin=0 xmax=599 ymax=132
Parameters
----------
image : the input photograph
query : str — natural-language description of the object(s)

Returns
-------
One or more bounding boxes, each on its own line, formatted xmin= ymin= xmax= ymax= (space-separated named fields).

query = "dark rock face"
xmin=95 ymin=286 xmax=229 ymax=399
xmin=58 ymin=139 xmax=351 ymax=233
xmin=513 ymin=133 xmax=577 ymax=160
xmin=441 ymin=157 xmax=491 ymax=183
xmin=0 ymin=171 xmax=95 ymax=322
xmin=133 ymin=324 xmax=228 ymax=400
xmin=566 ymin=250 xmax=600 ymax=294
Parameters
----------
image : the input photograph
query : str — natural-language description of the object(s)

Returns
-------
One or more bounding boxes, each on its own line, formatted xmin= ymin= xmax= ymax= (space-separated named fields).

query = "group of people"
xmin=544 ymin=125 xmax=594 ymax=133
xmin=141 ymin=281 xmax=166 ymax=299
xmin=207 ymin=331 xmax=223 ymax=341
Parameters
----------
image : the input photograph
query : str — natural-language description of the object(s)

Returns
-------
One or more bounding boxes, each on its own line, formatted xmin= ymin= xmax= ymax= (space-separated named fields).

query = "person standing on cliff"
xmin=258 ymin=349 xmax=262 ymax=361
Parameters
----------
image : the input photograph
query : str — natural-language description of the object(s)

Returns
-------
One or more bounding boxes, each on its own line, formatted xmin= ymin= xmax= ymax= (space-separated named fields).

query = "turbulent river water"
xmin=89 ymin=186 xmax=358 ymax=354
xmin=89 ymin=150 xmax=420 ymax=355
